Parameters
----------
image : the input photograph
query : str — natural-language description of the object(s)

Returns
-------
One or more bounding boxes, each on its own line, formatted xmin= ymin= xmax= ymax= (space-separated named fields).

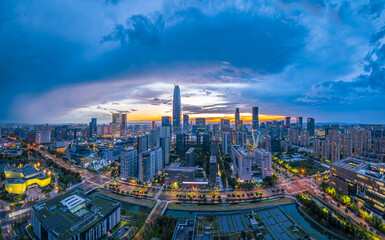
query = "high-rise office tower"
xmin=89 ymin=118 xmax=97 ymax=138
xmin=222 ymin=132 xmax=232 ymax=155
xmin=136 ymin=135 xmax=149 ymax=154
xmin=183 ymin=114 xmax=189 ymax=133
xmin=220 ymin=119 xmax=231 ymax=132
xmin=231 ymin=145 xmax=252 ymax=181
xmin=152 ymin=121 xmax=156 ymax=131
xmin=209 ymin=156 xmax=218 ymax=186
xmin=252 ymin=107 xmax=259 ymax=130
xmin=236 ymin=131 xmax=247 ymax=149
xmin=288 ymin=128 xmax=299 ymax=145
xmin=176 ymin=133 xmax=185 ymax=155
xmin=203 ymin=134 xmax=210 ymax=155
xmin=159 ymin=126 xmax=171 ymax=165
xmin=138 ymin=150 xmax=155 ymax=182
xmin=120 ymin=114 xmax=127 ymax=138
xmin=254 ymin=148 xmax=272 ymax=178
xmin=120 ymin=149 xmax=138 ymax=179
xmin=173 ymin=85 xmax=181 ymax=133
xmin=307 ymin=118 xmax=315 ymax=136
xmin=161 ymin=116 xmax=171 ymax=126
xmin=285 ymin=117 xmax=291 ymax=128
xmin=185 ymin=148 xmax=196 ymax=167
xmin=296 ymin=117 xmax=303 ymax=130
xmin=112 ymin=113 xmax=121 ymax=137
xmin=196 ymin=118 xmax=206 ymax=135
xmin=300 ymin=130 xmax=310 ymax=147
xmin=235 ymin=108 xmax=240 ymax=131
xmin=313 ymin=138 xmax=322 ymax=158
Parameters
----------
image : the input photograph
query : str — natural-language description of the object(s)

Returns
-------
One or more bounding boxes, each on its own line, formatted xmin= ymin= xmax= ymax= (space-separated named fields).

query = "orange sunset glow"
xmin=124 ymin=113 xmax=288 ymax=122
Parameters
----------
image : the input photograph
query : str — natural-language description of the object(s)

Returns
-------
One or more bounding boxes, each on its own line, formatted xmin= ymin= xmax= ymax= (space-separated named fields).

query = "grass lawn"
xmin=168 ymin=197 xmax=296 ymax=211
xmin=27 ymin=225 xmax=38 ymax=239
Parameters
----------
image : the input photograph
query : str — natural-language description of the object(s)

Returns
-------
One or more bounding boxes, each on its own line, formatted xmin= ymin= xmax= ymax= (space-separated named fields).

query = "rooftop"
xmin=33 ymin=188 xmax=119 ymax=240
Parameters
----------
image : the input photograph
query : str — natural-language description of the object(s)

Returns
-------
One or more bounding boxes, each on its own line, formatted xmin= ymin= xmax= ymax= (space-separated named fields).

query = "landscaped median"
xmin=296 ymin=194 xmax=380 ymax=240
xmin=98 ymin=189 xmax=156 ymax=207
xmin=26 ymin=225 xmax=37 ymax=240
xmin=167 ymin=196 xmax=296 ymax=211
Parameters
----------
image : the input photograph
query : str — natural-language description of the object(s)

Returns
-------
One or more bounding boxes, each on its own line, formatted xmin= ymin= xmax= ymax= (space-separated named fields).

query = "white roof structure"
xmin=60 ymin=195 xmax=86 ymax=210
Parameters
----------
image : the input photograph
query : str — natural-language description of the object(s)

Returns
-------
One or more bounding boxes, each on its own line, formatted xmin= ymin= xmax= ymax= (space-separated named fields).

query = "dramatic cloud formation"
xmin=0 ymin=0 xmax=384 ymax=123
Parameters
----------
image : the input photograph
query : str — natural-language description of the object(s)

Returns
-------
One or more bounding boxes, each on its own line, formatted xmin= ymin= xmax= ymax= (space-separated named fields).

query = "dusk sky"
xmin=1 ymin=0 xmax=385 ymax=124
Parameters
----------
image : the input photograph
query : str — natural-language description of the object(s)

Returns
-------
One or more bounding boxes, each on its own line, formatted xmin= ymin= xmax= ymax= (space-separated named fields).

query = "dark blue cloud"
xmin=1 ymin=0 xmax=385 ymax=123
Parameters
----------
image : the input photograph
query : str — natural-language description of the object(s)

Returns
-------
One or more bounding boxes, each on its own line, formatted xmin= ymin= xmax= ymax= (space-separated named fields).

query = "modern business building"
xmin=209 ymin=156 xmax=218 ymax=186
xmin=222 ymin=132 xmax=232 ymax=155
xmin=288 ymin=128 xmax=299 ymax=145
xmin=120 ymin=149 xmax=138 ymax=179
xmin=185 ymin=148 xmax=196 ymax=167
xmin=120 ymin=113 xmax=127 ymax=137
xmin=173 ymin=85 xmax=181 ymax=134
xmin=285 ymin=117 xmax=291 ymax=128
xmin=254 ymin=148 xmax=272 ymax=178
xmin=235 ymin=108 xmax=241 ymax=131
xmin=195 ymin=118 xmax=206 ymax=135
xmin=330 ymin=158 xmax=385 ymax=216
xmin=89 ymin=118 xmax=97 ymax=138
xmin=231 ymin=145 xmax=252 ymax=181
xmin=183 ymin=114 xmax=189 ymax=133
xmin=161 ymin=116 xmax=171 ymax=127
xmin=164 ymin=164 xmax=196 ymax=183
xmin=136 ymin=135 xmax=149 ymax=154
xmin=203 ymin=134 xmax=210 ymax=155
xmin=252 ymin=107 xmax=259 ymax=130
xmin=111 ymin=113 xmax=121 ymax=137
xmin=4 ymin=163 xmax=51 ymax=194
xmin=300 ymin=130 xmax=310 ymax=147
xmin=307 ymin=117 xmax=315 ymax=136
xmin=296 ymin=117 xmax=303 ymax=130
xmin=220 ymin=119 xmax=231 ymax=132
xmin=236 ymin=131 xmax=247 ymax=149
xmin=171 ymin=219 xmax=195 ymax=240
xmin=176 ymin=134 xmax=185 ymax=155
xmin=31 ymin=189 xmax=121 ymax=240
xmin=159 ymin=126 xmax=171 ymax=165
xmin=138 ymin=148 xmax=163 ymax=182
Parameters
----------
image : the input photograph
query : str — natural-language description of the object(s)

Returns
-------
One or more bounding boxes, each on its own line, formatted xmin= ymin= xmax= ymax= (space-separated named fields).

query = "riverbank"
xmin=98 ymin=189 xmax=156 ymax=207
xmin=168 ymin=197 xmax=296 ymax=211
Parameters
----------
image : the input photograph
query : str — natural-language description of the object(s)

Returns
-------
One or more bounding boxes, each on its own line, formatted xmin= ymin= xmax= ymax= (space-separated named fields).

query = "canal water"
xmin=120 ymin=201 xmax=152 ymax=214
xmin=165 ymin=203 xmax=345 ymax=240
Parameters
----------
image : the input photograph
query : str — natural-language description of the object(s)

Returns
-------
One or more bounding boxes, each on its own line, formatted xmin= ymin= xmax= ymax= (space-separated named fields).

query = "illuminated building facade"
xmin=331 ymin=158 xmax=385 ymax=216
xmin=4 ymin=163 xmax=51 ymax=194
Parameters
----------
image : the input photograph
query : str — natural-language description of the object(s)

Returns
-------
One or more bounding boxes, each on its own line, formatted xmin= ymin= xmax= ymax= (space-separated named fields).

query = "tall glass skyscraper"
xmin=235 ymin=108 xmax=240 ymax=131
xmin=252 ymin=107 xmax=259 ymax=130
xmin=173 ymin=85 xmax=181 ymax=133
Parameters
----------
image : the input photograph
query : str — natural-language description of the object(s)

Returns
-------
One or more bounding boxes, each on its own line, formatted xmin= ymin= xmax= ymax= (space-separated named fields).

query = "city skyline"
xmin=1 ymin=1 xmax=385 ymax=124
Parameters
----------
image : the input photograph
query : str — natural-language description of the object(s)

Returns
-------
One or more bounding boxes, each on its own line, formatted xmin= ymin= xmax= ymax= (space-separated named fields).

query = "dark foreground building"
xmin=31 ymin=188 xmax=120 ymax=240
xmin=331 ymin=157 xmax=385 ymax=215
